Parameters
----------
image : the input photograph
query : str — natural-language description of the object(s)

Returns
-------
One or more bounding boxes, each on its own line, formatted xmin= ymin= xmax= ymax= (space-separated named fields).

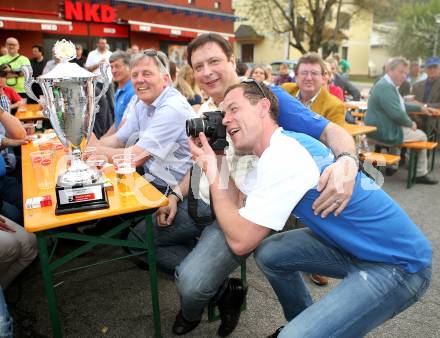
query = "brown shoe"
xmin=309 ymin=274 xmax=329 ymax=286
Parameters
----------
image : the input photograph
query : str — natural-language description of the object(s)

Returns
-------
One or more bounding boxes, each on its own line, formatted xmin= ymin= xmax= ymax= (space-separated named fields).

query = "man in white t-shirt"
xmin=85 ymin=38 xmax=112 ymax=81
xmin=189 ymin=81 xmax=431 ymax=338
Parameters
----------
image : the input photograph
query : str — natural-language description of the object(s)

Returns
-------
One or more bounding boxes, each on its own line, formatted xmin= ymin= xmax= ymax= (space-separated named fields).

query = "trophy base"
xmin=55 ymin=182 xmax=109 ymax=215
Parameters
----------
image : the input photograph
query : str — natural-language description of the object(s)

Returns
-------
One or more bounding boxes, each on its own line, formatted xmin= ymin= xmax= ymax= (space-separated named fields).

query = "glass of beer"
xmin=112 ymin=153 xmax=136 ymax=196
xmin=30 ymin=150 xmax=55 ymax=190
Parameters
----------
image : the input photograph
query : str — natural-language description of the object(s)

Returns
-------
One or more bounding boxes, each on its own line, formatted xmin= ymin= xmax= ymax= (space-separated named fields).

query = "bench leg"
xmin=430 ymin=148 xmax=436 ymax=173
xmin=407 ymin=150 xmax=418 ymax=189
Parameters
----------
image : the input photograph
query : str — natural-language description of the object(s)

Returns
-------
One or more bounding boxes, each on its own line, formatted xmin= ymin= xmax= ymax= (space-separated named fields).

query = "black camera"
xmin=186 ymin=110 xmax=229 ymax=150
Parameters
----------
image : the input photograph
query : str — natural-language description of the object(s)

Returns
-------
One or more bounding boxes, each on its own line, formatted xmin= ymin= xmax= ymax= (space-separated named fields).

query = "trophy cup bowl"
xmin=22 ymin=39 xmax=111 ymax=215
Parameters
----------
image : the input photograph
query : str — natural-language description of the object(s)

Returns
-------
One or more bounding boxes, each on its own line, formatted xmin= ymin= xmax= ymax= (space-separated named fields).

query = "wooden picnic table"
xmin=22 ymin=140 xmax=168 ymax=338
xmin=15 ymin=104 xmax=47 ymax=121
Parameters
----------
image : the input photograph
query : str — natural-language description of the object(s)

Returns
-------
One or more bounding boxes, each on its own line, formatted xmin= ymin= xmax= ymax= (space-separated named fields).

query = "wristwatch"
xmin=336 ymin=152 xmax=359 ymax=169
xmin=167 ymin=190 xmax=183 ymax=203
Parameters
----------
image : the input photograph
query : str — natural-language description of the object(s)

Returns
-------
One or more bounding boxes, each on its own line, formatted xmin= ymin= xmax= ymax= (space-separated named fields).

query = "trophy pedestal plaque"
xmin=54 ymin=157 xmax=109 ymax=215
xmin=55 ymin=182 xmax=109 ymax=215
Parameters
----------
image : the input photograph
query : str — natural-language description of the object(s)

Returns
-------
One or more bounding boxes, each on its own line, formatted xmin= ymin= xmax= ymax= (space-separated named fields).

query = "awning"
xmin=322 ymin=27 xmax=348 ymax=42
xmin=0 ymin=15 xmax=129 ymax=38
xmin=128 ymin=20 xmax=234 ymax=41
xmin=0 ymin=16 xmax=72 ymax=34
xmin=234 ymin=25 xmax=264 ymax=43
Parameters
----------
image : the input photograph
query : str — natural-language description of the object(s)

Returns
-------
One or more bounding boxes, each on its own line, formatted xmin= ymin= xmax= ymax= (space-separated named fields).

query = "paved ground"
xmin=5 ymin=158 xmax=440 ymax=338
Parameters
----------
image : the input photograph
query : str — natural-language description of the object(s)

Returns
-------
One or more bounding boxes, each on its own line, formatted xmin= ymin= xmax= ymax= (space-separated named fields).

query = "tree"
xmin=237 ymin=0 xmax=392 ymax=56
xmin=389 ymin=0 xmax=440 ymax=60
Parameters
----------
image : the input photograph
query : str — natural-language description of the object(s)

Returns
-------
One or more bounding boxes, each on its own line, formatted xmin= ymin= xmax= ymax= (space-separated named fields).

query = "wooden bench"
xmin=399 ymin=141 xmax=438 ymax=188
xmin=359 ymin=152 xmax=401 ymax=167
xmin=358 ymin=152 xmax=401 ymax=182
xmin=368 ymin=138 xmax=438 ymax=188
xmin=351 ymin=111 xmax=365 ymax=121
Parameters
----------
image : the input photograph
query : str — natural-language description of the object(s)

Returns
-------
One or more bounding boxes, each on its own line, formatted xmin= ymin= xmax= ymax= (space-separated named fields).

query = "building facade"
xmin=0 ymin=0 xmax=235 ymax=66
xmin=233 ymin=1 xmax=373 ymax=76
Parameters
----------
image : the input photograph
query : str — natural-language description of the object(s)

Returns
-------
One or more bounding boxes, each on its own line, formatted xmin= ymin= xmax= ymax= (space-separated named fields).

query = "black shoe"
xmin=216 ymin=278 xmax=248 ymax=337
xmin=172 ymin=310 xmax=201 ymax=335
xmin=414 ymin=175 xmax=438 ymax=185
xmin=385 ymin=168 xmax=398 ymax=176
xmin=267 ymin=326 xmax=284 ymax=338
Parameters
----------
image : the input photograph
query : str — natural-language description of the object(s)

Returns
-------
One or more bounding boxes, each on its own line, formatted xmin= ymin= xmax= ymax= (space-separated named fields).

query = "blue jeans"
xmin=0 ymin=288 xmax=13 ymax=338
xmin=0 ymin=175 xmax=22 ymax=224
xmin=254 ymin=228 xmax=432 ymax=338
xmin=129 ymin=198 xmax=242 ymax=321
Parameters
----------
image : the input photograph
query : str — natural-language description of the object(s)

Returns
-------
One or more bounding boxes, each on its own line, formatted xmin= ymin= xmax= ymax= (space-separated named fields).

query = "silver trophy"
xmin=22 ymin=39 xmax=110 ymax=214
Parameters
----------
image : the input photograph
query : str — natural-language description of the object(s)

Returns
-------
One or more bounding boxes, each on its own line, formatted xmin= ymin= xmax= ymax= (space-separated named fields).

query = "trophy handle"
xmin=21 ymin=65 xmax=42 ymax=103
xmin=94 ymin=63 xmax=110 ymax=108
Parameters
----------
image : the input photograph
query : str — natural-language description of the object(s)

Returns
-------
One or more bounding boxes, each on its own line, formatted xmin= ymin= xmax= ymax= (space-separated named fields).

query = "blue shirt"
xmin=0 ymin=156 xmax=6 ymax=177
xmin=286 ymin=130 xmax=432 ymax=273
xmin=114 ymin=80 xmax=135 ymax=129
xmin=116 ymin=86 xmax=195 ymax=188
xmin=271 ymin=85 xmax=329 ymax=139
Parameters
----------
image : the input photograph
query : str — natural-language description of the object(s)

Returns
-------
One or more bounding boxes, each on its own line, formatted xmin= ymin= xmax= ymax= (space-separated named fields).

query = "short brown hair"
xmin=187 ymin=33 xmax=233 ymax=67
xmin=250 ymin=65 xmax=269 ymax=80
xmin=224 ymin=81 xmax=279 ymax=122
xmin=295 ymin=52 xmax=326 ymax=76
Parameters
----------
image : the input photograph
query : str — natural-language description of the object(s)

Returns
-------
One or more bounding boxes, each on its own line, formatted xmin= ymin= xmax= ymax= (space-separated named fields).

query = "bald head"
xmin=5 ymin=37 xmax=19 ymax=56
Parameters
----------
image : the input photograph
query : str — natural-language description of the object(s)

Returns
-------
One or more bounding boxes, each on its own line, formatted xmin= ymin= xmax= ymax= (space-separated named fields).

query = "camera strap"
xmin=187 ymin=165 xmax=216 ymax=227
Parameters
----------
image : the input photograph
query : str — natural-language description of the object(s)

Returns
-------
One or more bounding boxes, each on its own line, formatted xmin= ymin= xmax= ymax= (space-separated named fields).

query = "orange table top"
xmin=22 ymin=142 xmax=168 ymax=233
xmin=16 ymin=104 xmax=47 ymax=121
xmin=409 ymin=109 xmax=440 ymax=118
xmin=343 ymin=123 xmax=377 ymax=137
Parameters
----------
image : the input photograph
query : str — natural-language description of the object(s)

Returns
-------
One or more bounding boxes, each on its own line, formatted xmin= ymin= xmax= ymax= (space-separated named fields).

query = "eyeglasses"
xmin=143 ymin=49 xmax=167 ymax=69
xmin=298 ymin=70 xmax=323 ymax=78
xmin=241 ymin=78 xmax=268 ymax=99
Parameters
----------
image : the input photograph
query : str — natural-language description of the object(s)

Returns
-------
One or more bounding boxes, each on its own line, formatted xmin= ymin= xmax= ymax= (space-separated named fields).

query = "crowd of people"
xmin=0 ymin=33 xmax=434 ymax=338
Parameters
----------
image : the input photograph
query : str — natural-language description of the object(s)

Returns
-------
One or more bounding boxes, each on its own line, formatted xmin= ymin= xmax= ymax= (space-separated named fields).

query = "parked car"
xmin=270 ymin=60 xmax=297 ymax=79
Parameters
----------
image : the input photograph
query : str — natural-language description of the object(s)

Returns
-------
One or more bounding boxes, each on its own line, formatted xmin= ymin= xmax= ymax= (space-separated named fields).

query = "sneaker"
xmin=309 ymin=274 xmax=329 ymax=286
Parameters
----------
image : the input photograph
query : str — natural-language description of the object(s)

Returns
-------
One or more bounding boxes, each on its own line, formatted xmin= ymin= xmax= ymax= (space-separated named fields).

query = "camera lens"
xmin=186 ymin=118 xmax=205 ymax=137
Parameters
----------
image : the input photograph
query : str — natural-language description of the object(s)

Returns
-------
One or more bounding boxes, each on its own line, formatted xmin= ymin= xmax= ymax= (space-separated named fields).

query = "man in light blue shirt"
xmin=100 ymin=51 xmax=135 ymax=137
xmin=92 ymin=50 xmax=195 ymax=191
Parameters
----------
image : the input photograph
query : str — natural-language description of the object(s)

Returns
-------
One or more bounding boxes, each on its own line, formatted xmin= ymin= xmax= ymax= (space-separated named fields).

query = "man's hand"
xmin=188 ymin=132 xmax=219 ymax=184
xmin=1 ymin=137 xmax=29 ymax=148
xmin=0 ymin=216 xmax=16 ymax=233
xmin=312 ymin=156 xmax=358 ymax=218
xmin=156 ymin=196 xmax=178 ymax=227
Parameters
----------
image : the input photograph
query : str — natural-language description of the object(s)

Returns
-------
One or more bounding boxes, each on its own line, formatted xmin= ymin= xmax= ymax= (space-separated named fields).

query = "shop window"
xmin=214 ymin=1 xmax=221 ymax=9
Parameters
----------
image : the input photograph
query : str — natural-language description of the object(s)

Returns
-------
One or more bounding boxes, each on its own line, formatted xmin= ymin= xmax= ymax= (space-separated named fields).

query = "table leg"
xmin=37 ymin=233 xmax=62 ymax=338
xmin=145 ymin=214 xmax=162 ymax=338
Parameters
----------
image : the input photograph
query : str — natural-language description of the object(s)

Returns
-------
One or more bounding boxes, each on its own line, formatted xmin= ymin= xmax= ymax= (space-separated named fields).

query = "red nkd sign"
xmin=64 ymin=1 xmax=116 ymax=23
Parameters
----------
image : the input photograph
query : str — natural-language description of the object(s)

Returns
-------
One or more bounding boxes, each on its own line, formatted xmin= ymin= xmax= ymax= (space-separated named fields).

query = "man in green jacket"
xmin=365 ymin=57 xmax=438 ymax=184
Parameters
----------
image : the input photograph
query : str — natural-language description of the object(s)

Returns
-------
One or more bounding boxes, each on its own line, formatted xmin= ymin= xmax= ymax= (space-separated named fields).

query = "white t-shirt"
xmin=197 ymin=99 xmax=258 ymax=204
xmin=85 ymin=49 xmax=113 ymax=82
xmin=238 ymin=128 xmax=320 ymax=231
